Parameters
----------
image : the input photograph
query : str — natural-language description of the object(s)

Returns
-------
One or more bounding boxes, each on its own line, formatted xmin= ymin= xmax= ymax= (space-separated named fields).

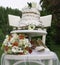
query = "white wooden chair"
xmin=8 ymin=14 xmax=52 ymax=44
xmin=8 ymin=14 xmax=21 ymax=29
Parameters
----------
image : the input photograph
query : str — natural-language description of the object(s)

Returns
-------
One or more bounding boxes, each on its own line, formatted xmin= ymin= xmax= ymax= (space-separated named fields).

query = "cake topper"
xmin=27 ymin=2 xmax=32 ymax=8
xmin=27 ymin=2 xmax=37 ymax=8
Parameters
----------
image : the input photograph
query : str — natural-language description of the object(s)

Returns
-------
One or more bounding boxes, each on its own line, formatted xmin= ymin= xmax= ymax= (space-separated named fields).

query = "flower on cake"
xmin=28 ymin=24 xmax=35 ymax=30
xmin=1 ymin=34 xmax=32 ymax=55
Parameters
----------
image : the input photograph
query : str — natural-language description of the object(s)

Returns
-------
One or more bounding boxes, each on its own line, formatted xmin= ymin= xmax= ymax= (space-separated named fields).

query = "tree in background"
xmin=0 ymin=7 xmax=22 ymax=42
xmin=40 ymin=0 xmax=60 ymax=45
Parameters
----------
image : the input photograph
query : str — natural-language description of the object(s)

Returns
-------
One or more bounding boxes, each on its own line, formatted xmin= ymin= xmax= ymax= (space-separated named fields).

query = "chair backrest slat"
xmin=40 ymin=15 xmax=52 ymax=27
xmin=8 ymin=14 xmax=20 ymax=27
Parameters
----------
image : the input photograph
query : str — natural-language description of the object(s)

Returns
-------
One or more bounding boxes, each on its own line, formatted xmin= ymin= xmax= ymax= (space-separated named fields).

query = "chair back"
xmin=8 ymin=14 xmax=20 ymax=27
xmin=40 ymin=15 xmax=52 ymax=27
xmin=8 ymin=14 xmax=52 ymax=44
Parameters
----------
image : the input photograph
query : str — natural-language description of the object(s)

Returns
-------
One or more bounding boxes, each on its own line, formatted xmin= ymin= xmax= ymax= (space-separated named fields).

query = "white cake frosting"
xmin=19 ymin=6 xmax=41 ymax=27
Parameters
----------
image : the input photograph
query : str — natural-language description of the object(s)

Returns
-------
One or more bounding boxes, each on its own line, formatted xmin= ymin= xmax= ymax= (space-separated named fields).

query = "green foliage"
xmin=40 ymin=0 xmax=60 ymax=45
xmin=0 ymin=7 xmax=22 ymax=42
xmin=0 ymin=29 xmax=5 ymax=42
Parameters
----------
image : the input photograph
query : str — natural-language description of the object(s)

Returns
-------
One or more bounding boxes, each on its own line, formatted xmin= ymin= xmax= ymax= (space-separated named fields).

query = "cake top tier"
xmin=22 ymin=2 xmax=40 ymax=15
xmin=22 ymin=7 xmax=40 ymax=15
xmin=19 ymin=2 xmax=41 ymax=27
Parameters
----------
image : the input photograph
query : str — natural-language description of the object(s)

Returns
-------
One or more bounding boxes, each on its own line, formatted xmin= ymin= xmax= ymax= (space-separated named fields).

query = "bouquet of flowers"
xmin=1 ymin=34 xmax=32 ymax=55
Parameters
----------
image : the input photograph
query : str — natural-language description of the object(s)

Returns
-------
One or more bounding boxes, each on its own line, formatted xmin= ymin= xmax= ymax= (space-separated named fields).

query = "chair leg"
xmin=42 ymin=35 xmax=46 ymax=44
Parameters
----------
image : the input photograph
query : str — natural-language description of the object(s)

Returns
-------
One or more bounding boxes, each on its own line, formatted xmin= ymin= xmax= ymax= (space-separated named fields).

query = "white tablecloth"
xmin=1 ymin=48 xmax=59 ymax=65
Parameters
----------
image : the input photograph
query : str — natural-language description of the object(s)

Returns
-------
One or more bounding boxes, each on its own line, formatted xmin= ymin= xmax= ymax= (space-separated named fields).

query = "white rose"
xmin=25 ymin=39 xmax=31 ymax=47
xmin=22 ymin=39 xmax=27 ymax=45
xmin=10 ymin=38 xmax=15 ymax=43
xmin=12 ymin=34 xmax=18 ymax=39
xmin=7 ymin=42 xmax=12 ymax=47
xmin=3 ymin=38 xmax=9 ymax=44
xmin=12 ymin=46 xmax=18 ymax=53
xmin=6 ymin=35 xmax=9 ymax=38
xmin=28 ymin=24 xmax=35 ymax=30
xmin=19 ymin=39 xmax=24 ymax=46
xmin=25 ymin=44 xmax=28 ymax=48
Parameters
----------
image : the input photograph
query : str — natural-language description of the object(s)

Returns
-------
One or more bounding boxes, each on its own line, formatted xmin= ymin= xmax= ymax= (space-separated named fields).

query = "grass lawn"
xmin=0 ymin=43 xmax=60 ymax=64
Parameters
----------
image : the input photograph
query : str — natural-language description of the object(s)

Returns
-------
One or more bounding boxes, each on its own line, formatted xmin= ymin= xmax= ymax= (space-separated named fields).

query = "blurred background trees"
xmin=40 ymin=0 xmax=60 ymax=45
xmin=0 ymin=7 xmax=22 ymax=42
